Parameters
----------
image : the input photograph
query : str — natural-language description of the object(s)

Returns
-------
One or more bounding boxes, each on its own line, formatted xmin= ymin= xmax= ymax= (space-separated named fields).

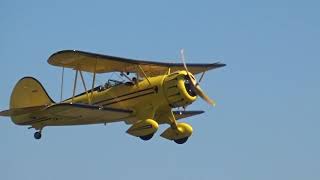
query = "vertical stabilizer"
xmin=10 ymin=77 xmax=54 ymax=109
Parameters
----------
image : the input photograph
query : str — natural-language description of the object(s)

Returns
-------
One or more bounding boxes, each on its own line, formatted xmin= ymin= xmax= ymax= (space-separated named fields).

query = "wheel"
xmin=139 ymin=133 xmax=154 ymax=141
xmin=174 ymin=137 xmax=189 ymax=144
xmin=34 ymin=131 xmax=42 ymax=140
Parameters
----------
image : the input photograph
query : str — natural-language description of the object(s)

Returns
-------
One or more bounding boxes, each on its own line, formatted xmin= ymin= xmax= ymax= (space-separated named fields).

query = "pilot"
xmin=132 ymin=77 xmax=137 ymax=84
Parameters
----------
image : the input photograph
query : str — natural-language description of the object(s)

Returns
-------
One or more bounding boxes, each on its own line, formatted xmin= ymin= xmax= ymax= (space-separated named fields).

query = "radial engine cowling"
xmin=163 ymin=71 xmax=197 ymax=108
xmin=160 ymin=122 xmax=193 ymax=140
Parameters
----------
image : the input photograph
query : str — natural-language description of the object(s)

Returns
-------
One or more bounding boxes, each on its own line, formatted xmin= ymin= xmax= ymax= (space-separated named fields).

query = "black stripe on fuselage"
xmin=101 ymin=91 xmax=155 ymax=107
xmin=94 ymin=87 xmax=156 ymax=106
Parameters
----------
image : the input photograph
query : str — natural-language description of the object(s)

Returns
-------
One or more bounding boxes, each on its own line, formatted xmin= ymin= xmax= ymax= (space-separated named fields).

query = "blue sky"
xmin=1 ymin=0 xmax=319 ymax=180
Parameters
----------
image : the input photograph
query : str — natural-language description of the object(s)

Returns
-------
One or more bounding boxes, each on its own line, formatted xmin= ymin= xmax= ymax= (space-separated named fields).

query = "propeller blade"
xmin=180 ymin=49 xmax=194 ymax=83
xmin=194 ymin=85 xmax=216 ymax=106
xmin=184 ymin=74 xmax=216 ymax=106
xmin=180 ymin=49 xmax=189 ymax=72
xmin=179 ymin=49 xmax=216 ymax=106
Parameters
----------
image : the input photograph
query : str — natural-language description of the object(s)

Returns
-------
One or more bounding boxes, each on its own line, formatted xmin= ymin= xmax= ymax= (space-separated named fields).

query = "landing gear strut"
xmin=34 ymin=131 xmax=42 ymax=140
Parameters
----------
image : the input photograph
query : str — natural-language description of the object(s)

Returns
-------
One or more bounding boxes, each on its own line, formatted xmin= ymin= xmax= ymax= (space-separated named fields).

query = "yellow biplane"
xmin=0 ymin=50 xmax=225 ymax=144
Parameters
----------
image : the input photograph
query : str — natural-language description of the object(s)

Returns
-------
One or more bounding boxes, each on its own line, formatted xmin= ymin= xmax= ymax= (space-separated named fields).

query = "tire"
xmin=139 ymin=133 xmax=154 ymax=141
xmin=34 ymin=132 xmax=42 ymax=140
xmin=174 ymin=137 xmax=188 ymax=144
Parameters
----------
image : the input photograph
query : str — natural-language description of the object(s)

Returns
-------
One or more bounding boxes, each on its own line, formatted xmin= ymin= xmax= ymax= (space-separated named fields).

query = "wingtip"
xmin=215 ymin=62 xmax=226 ymax=67
xmin=0 ymin=109 xmax=11 ymax=116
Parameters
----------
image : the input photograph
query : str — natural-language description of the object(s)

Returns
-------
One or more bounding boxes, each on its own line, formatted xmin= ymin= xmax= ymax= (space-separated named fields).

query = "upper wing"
xmin=48 ymin=50 xmax=226 ymax=77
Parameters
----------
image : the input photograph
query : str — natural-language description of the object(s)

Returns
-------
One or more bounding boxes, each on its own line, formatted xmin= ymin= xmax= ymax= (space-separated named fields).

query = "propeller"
xmin=180 ymin=49 xmax=216 ymax=106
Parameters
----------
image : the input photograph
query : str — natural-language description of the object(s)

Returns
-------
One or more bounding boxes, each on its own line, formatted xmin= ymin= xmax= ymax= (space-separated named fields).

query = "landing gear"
xmin=139 ymin=133 xmax=154 ymax=141
xmin=174 ymin=137 xmax=189 ymax=144
xmin=34 ymin=131 xmax=42 ymax=140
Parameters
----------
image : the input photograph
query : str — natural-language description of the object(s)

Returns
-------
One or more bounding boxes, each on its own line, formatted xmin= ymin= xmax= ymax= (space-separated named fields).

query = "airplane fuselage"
xmin=60 ymin=70 xmax=196 ymax=125
xmin=10 ymin=70 xmax=196 ymax=127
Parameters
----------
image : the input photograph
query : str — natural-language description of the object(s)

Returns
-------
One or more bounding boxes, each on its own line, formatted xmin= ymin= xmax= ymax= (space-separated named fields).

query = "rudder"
xmin=10 ymin=77 xmax=54 ymax=109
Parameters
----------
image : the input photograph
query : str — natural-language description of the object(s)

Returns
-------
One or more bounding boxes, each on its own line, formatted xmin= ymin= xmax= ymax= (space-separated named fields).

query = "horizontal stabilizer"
xmin=0 ymin=105 xmax=47 ymax=116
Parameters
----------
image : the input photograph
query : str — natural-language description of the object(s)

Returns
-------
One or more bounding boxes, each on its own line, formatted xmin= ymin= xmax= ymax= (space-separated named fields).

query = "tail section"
xmin=10 ymin=77 xmax=54 ymax=109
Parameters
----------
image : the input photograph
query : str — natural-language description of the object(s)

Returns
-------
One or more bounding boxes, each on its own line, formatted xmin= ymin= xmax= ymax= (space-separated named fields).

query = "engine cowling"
xmin=160 ymin=122 xmax=193 ymax=140
xmin=163 ymin=71 xmax=197 ymax=108
xmin=126 ymin=119 xmax=159 ymax=137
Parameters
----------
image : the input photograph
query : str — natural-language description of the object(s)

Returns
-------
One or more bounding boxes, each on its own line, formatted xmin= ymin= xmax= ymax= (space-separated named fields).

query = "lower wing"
xmin=1 ymin=103 xmax=133 ymax=126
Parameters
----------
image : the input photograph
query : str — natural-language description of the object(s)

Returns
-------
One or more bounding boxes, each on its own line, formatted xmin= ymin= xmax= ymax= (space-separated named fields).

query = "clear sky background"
xmin=0 ymin=0 xmax=319 ymax=180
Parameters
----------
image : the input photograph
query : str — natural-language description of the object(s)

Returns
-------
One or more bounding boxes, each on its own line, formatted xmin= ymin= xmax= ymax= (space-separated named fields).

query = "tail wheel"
xmin=34 ymin=131 xmax=42 ymax=140
xmin=174 ymin=137 xmax=189 ymax=144
xmin=139 ymin=133 xmax=154 ymax=141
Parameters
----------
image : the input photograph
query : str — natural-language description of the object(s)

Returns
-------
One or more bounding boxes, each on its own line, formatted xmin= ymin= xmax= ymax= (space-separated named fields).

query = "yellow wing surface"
xmin=1 ymin=103 xmax=133 ymax=126
xmin=0 ymin=103 xmax=202 ymax=126
xmin=48 ymin=50 xmax=225 ymax=77
xmin=36 ymin=103 xmax=133 ymax=125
